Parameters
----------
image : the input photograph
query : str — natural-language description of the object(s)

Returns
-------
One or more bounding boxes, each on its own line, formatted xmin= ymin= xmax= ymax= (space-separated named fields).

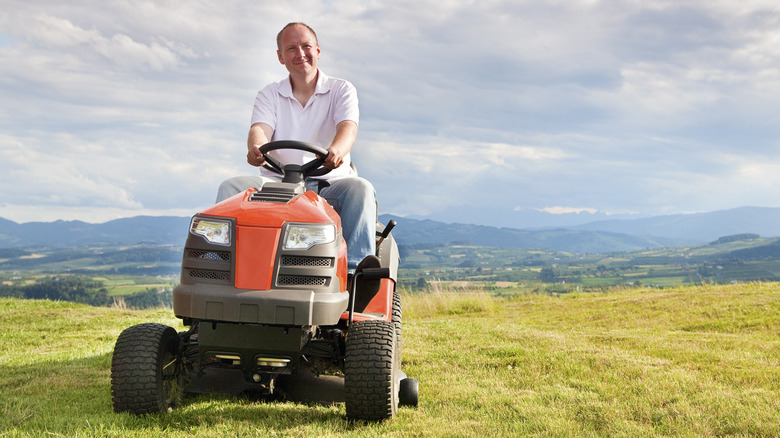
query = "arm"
xmin=246 ymin=122 xmax=274 ymax=167
xmin=323 ymin=120 xmax=358 ymax=169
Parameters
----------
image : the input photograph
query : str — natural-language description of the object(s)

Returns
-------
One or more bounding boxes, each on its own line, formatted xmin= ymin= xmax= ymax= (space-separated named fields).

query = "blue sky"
xmin=1 ymin=0 xmax=779 ymax=227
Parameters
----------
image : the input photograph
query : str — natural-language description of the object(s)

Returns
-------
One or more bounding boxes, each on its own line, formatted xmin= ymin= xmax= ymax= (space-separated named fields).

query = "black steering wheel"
xmin=258 ymin=140 xmax=332 ymax=183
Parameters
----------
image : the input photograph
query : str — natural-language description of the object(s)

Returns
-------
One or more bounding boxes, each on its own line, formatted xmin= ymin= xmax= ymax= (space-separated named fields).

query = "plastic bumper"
xmin=173 ymin=283 xmax=349 ymax=326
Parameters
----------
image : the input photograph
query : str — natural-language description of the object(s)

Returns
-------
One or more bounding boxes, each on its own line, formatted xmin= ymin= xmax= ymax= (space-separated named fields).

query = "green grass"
xmin=1 ymin=283 xmax=779 ymax=437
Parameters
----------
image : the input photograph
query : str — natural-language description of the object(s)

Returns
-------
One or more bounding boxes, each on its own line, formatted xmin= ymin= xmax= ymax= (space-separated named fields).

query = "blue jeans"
xmin=216 ymin=176 xmax=376 ymax=272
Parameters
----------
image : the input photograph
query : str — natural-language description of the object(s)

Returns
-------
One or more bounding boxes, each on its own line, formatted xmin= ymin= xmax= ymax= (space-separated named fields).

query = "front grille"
xmin=281 ymin=256 xmax=333 ymax=267
xmin=180 ymin=216 xmax=236 ymax=287
xmin=249 ymin=191 xmax=296 ymax=203
xmin=187 ymin=269 xmax=231 ymax=282
xmin=277 ymin=275 xmax=328 ymax=287
xmin=188 ymin=249 xmax=231 ymax=262
xmin=272 ymin=222 xmax=338 ymax=291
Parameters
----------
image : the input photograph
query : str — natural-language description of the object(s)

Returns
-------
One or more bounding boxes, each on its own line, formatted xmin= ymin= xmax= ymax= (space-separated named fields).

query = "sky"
xmin=2 ymin=0 xmax=780 ymax=228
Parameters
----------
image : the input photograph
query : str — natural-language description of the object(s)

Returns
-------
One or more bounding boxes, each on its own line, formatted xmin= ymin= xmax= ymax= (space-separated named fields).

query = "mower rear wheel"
xmin=111 ymin=323 xmax=182 ymax=414
xmin=344 ymin=320 xmax=399 ymax=421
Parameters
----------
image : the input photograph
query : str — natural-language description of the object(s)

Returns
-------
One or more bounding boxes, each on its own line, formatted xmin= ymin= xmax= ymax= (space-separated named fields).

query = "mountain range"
xmin=0 ymin=206 xmax=778 ymax=254
xmin=569 ymin=207 xmax=780 ymax=242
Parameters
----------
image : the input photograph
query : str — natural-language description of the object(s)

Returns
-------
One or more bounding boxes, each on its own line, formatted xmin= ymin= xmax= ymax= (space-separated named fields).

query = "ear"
xmin=277 ymin=50 xmax=284 ymax=64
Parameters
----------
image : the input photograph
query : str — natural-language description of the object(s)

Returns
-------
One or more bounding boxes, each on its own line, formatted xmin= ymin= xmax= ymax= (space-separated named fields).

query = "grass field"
xmin=1 ymin=283 xmax=778 ymax=437
xmin=93 ymin=275 xmax=175 ymax=297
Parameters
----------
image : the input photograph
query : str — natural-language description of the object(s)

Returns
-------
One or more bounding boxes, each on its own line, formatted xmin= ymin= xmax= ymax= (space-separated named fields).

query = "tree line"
xmin=0 ymin=276 xmax=172 ymax=309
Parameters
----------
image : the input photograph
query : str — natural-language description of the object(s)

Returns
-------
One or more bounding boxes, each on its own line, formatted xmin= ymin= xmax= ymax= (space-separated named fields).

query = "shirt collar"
xmin=279 ymin=69 xmax=330 ymax=97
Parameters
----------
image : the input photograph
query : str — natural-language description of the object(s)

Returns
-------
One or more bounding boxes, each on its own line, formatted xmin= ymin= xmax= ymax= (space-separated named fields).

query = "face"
xmin=277 ymin=24 xmax=320 ymax=79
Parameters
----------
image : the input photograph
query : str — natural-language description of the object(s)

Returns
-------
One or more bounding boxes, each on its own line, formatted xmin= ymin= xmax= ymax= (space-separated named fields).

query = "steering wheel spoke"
xmin=300 ymin=154 xmax=328 ymax=174
xmin=262 ymin=155 xmax=285 ymax=175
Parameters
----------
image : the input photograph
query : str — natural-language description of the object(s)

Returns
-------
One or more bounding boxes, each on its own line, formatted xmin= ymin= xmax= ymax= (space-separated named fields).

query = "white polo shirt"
xmin=251 ymin=69 xmax=359 ymax=180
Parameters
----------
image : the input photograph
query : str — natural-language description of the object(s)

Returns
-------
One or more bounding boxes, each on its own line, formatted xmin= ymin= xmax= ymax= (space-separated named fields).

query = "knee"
xmin=216 ymin=177 xmax=250 ymax=203
xmin=218 ymin=177 xmax=241 ymax=191
xmin=349 ymin=179 xmax=376 ymax=214
xmin=350 ymin=177 xmax=376 ymax=200
xmin=327 ymin=177 xmax=376 ymax=214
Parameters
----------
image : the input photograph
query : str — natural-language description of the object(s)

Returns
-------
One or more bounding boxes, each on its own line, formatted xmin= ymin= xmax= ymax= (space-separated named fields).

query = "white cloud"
xmin=21 ymin=13 xmax=199 ymax=72
xmin=2 ymin=0 xmax=780 ymax=227
xmin=538 ymin=207 xmax=599 ymax=215
xmin=527 ymin=206 xmax=640 ymax=217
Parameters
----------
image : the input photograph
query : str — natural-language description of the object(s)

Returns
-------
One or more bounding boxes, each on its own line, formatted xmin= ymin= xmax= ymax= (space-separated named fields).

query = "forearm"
xmin=248 ymin=123 xmax=273 ymax=150
xmin=247 ymin=123 xmax=274 ymax=167
xmin=330 ymin=120 xmax=358 ymax=153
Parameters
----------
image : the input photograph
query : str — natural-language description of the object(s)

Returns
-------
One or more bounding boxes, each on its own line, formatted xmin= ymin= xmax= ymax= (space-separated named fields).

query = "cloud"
xmin=2 ymin=0 xmax=780 ymax=227
xmin=15 ymin=12 xmax=200 ymax=73
xmin=537 ymin=207 xmax=598 ymax=215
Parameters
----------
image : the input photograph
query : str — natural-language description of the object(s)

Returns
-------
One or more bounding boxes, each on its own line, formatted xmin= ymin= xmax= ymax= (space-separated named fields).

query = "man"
xmin=216 ymin=22 xmax=376 ymax=273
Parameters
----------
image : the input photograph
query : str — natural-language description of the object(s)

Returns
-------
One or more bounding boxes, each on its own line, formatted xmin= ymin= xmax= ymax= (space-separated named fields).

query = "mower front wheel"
xmin=111 ymin=323 xmax=182 ymax=415
xmin=344 ymin=320 xmax=399 ymax=421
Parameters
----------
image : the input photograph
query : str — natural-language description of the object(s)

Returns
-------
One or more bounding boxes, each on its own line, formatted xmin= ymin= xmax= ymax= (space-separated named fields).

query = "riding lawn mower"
xmin=110 ymin=141 xmax=418 ymax=421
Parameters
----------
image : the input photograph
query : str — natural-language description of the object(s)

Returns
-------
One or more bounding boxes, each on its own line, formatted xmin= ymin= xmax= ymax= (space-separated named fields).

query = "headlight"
xmin=284 ymin=224 xmax=336 ymax=250
xmin=190 ymin=217 xmax=231 ymax=246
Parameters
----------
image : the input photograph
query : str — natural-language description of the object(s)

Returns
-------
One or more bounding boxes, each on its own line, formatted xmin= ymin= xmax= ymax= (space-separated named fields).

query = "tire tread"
xmin=110 ymin=323 xmax=179 ymax=415
xmin=344 ymin=320 xmax=398 ymax=421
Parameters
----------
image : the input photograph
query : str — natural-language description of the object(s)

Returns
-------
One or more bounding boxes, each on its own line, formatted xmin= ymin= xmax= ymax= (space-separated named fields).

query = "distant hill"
xmin=412 ymin=206 xmax=641 ymax=229
xmin=570 ymin=207 xmax=780 ymax=242
xmin=1 ymin=206 xmax=778 ymax=254
xmin=416 ymin=205 xmax=780 ymax=237
xmin=379 ymin=215 xmax=687 ymax=253
xmin=0 ymin=216 xmax=190 ymax=248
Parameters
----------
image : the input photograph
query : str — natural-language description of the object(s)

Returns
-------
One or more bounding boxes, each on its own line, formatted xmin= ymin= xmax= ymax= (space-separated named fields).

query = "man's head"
xmin=276 ymin=22 xmax=318 ymax=51
xmin=276 ymin=22 xmax=320 ymax=79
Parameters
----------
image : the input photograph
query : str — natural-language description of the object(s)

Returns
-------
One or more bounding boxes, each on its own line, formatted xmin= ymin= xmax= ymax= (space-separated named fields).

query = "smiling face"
xmin=277 ymin=24 xmax=320 ymax=80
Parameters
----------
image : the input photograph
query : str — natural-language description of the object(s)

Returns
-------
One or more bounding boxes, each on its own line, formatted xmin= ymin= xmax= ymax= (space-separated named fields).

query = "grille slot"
xmin=277 ymin=275 xmax=328 ymax=287
xmin=188 ymin=249 xmax=231 ymax=262
xmin=187 ymin=269 xmax=231 ymax=282
xmin=281 ymin=256 xmax=333 ymax=267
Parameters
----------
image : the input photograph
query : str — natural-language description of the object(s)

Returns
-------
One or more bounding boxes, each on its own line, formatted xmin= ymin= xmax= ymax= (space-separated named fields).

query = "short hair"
xmin=276 ymin=22 xmax=318 ymax=51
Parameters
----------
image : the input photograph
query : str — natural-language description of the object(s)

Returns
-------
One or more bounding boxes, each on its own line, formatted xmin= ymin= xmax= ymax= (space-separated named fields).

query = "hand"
xmin=323 ymin=146 xmax=345 ymax=169
xmin=247 ymin=146 xmax=266 ymax=167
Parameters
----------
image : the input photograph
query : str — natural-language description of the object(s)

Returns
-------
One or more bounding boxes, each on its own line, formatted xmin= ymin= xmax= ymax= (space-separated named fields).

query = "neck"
xmin=289 ymin=69 xmax=318 ymax=94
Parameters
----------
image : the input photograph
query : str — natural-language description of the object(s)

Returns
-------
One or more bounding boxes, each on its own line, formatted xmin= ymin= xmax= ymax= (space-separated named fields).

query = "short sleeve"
xmin=250 ymin=83 xmax=278 ymax=128
xmin=332 ymin=80 xmax=359 ymax=126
